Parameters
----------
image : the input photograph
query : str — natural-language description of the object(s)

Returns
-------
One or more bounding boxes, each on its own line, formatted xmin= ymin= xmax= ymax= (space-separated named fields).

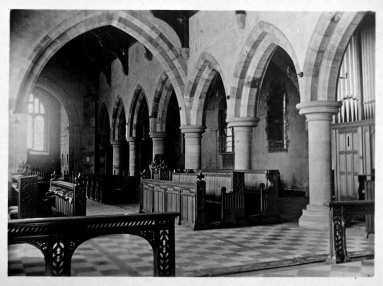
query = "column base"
xmin=299 ymin=204 xmax=330 ymax=229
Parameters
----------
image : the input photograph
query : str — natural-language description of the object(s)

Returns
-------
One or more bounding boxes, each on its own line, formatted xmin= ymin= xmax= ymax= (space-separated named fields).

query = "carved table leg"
xmin=333 ymin=216 xmax=345 ymax=263
xmin=342 ymin=215 xmax=351 ymax=262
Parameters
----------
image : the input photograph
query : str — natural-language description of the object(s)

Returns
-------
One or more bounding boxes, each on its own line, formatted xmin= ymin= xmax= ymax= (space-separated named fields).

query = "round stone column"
xmin=296 ymin=100 xmax=342 ymax=229
xmin=180 ymin=125 xmax=206 ymax=171
xmin=227 ymin=117 xmax=259 ymax=170
xmin=127 ymin=137 xmax=137 ymax=176
xmin=110 ymin=140 xmax=126 ymax=175
xmin=149 ymin=132 xmax=166 ymax=160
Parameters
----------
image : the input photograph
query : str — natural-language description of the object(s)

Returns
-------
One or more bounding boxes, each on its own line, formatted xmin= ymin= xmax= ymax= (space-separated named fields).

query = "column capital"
xmin=149 ymin=132 xmax=167 ymax=139
xmin=180 ymin=125 xmax=206 ymax=134
xmin=126 ymin=137 xmax=136 ymax=143
xmin=296 ymin=100 xmax=342 ymax=121
xmin=110 ymin=140 xmax=126 ymax=146
xmin=227 ymin=117 xmax=260 ymax=128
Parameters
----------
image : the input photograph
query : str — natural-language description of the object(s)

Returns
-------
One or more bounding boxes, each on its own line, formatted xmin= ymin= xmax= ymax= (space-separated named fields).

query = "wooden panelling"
xmin=141 ymin=179 xmax=200 ymax=229
xmin=332 ymin=120 xmax=374 ymax=200
xmin=50 ymin=180 xmax=86 ymax=216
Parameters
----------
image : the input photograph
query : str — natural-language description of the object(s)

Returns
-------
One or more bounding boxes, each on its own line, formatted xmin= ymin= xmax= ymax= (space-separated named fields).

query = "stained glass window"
xmin=267 ymin=78 xmax=288 ymax=152
xmin=27 ymin=94 xmax=47 ymax=152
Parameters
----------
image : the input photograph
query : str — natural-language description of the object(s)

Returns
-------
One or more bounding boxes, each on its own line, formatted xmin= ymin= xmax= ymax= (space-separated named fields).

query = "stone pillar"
xmin=127 ymin=137 xmax=137 ymax=176
xmin=297 ymin=101 xmax=342 ymax=229
xmin=227 ymin=117 xmax=259 ymax=170
xmin=180 ymin=125 xmax=206 ymax=171
xmin=98 ymin=143 xmax=106 ymax=174
xmin=111 ymin=140 xmax=125 ymax=175
xmin=68 ymin=126 xmax=83 ymax=172
xmin=149 ymin=132 xmax=166 ymax=160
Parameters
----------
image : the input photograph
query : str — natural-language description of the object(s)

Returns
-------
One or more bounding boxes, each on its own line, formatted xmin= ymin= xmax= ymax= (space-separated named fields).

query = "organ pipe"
xmin=335 ymin=25 xmax=375 ymax=123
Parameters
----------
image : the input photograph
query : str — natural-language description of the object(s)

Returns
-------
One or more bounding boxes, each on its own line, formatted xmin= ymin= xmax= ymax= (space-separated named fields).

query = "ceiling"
xmin=47 ymin=11 xmax=197 ymax=86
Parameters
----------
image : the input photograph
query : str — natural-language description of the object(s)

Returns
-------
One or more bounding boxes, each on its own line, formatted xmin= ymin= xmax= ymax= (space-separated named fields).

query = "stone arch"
xmin=34 ymin=77 xmax=81 ymax=127
xmin=302 ymin=11 xmax=367 ymax=101
xmin=98 ymin=103 xmax=111 ymax=143
xmin=128 ymin=85 xmax=150 ymax=137
xmin=151 ymin=72 xmax=176 ymax=132
xmin=111 ymin=96 xmax=126 ymax=140
xmin=230 ymin=21 xmax=300 ymax=118
xmin=186 ymin=52 xmax=226 ymax=125
xmin=13 ymin=10 xmax=187 ymax=125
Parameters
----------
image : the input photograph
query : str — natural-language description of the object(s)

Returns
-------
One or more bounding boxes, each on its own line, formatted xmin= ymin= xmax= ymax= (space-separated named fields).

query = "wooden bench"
xmin=9 ymin=174 xmax=39 ymax=219
xmin=8 ymin=212 xmax=179 ymax=276
xmin=83 ymin=174 xmax=140 ymax=204
xmin=141 ymin=177 xmax=206 ymax=229
xmin=172 ymin=170 xmax=280 ymax=224
xmin=49 ymin=179 xmax=86 ymax=216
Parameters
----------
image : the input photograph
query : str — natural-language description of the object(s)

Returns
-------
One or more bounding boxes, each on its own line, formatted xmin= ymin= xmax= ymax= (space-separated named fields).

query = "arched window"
xmin=267 ymin=77 xmax=288 ymax=152
xmin=27 ymin=94 xmax=47 ymax=152
xmin=219 ymin=98 xmax=233 ymax=153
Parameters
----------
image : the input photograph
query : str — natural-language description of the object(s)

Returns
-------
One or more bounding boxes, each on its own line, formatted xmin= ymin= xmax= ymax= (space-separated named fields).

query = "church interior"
xmin=7 ymin=9 xmax=375 ymax=278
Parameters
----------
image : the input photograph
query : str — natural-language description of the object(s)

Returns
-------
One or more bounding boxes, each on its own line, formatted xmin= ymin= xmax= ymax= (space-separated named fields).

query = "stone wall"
xmin=60 ymin=105 xmax=69 ymax=175
xmin=252 ymin=64 xmax=308 ymax=193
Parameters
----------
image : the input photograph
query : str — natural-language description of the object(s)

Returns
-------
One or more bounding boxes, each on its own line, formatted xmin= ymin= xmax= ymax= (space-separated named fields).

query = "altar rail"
xmin=141 ymin=179 xmax=206 ymax=229
xmin=8 ymin=212 xmax=179 ymax=276
xmin=327 ymin=200 xmax=374 ymax=263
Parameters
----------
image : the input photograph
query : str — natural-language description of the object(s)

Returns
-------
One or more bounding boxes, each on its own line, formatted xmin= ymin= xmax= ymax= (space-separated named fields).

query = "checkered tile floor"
xmin=230 ymin=259 xmax=375 ymax=277
xmin=8 ymin=201 xmax=375 ymax=277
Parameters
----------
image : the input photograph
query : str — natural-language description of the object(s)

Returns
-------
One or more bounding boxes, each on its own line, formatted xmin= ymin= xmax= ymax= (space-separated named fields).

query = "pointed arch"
xmin=151 ymin=72 xmax=176 ymax=132
xmin=302 ymin=11 xmax=367 ymax=101
xmin=98 ymin=103 xmax=111 ymax=144
xmin=128 ymin=85 xmax=150 ymax=137
xmin=111 ymin=96 xmax=126 ymax=140
xmin=13 ymin=11 xmax=187 ymax=124
xmin=185 ymin=52 xmax=226 ymax=125
xmin=34 ymin=78 xmax=81 ymax=127
xmin=230 ymin=21 xmax=300 ymax=119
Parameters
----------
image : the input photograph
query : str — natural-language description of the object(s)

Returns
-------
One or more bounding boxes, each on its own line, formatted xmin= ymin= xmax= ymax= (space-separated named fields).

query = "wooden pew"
xmin=49 ymin=178 xmax=86 ymax=216
xmin=9 ymin=175 xmax=39 ymax=219
xmin=243 ymin=170 xmax=280 ymax=215
xmin=172 ymin=170 xmax=280 ymax=224
xmin=83 ymin=174 xmax=139 ymax=204
xmin=141 ymin=177 xmax=206 ymax=229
